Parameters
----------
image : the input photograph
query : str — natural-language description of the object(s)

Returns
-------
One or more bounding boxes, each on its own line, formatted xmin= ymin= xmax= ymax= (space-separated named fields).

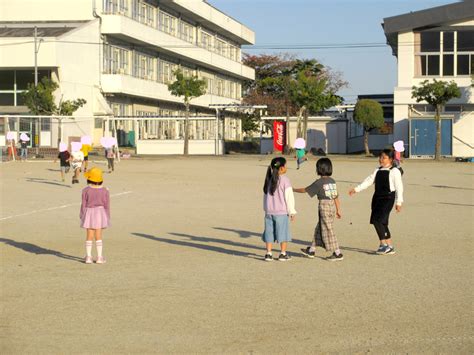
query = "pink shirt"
xmin=80 ymin=186 xmax=110 ymax=219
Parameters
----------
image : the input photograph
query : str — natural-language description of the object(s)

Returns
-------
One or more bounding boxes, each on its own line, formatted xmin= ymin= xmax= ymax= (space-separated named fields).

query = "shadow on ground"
xmin=0 ymin=237 xmax=82 ymax=263
xmin=26 ymin=177 xmax=70 ymax=188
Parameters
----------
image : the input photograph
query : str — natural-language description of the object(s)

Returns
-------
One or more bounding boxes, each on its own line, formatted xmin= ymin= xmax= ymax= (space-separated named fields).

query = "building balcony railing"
xmin=101 ymin=74 xmax=241 ymax=108
xmin=101 ymin=0 xmax=244 ymax=64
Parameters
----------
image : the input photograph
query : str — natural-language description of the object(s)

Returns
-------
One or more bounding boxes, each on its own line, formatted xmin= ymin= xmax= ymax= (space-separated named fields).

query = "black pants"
xmin=373 ymin=222 xmax=391 ymax=240
xmin=107 ymin=158 xmax=114 ymax=171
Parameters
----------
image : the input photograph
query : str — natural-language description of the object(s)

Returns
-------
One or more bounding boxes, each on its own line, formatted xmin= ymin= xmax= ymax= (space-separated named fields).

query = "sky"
xmin=208 ymin=0 xmax=459 ymax=103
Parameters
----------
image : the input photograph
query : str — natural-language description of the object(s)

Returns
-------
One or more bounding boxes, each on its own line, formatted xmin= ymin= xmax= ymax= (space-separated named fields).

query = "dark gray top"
xmin=306 ymin=177 xmax=338 ymax=200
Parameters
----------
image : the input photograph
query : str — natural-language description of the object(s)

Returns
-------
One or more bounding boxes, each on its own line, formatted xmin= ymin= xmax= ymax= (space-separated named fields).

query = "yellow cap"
xmin=84 ymin=167 xmax=103 ymax=183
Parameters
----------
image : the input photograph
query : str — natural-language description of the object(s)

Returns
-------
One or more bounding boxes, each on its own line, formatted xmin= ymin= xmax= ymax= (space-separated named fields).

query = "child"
xmin=392 ymin=140 xmax=404 ymax=176
xmin=70 ymin=142 xmax=84 ymax=184
xmin=349 ymin=149 xmax=403 ymax=255
xmin=81 ymin=142 xmax=92 ymax=172
xmin=80 ymin=167 xmax=110 ymax=264
xmin=296 ymin=148 xmax=307 ymax=170
xmin=262 ymin=157 xmax=296 ymax=261
xmin=105 ymin=146 xmax=115 ymax=173
xmin=19 ymin=137 xmax=28 ymax=161
xmin=294 ymin=158 xmax=343 ymax=261
xmin=56 ymin=143 xmax=70 ymax=182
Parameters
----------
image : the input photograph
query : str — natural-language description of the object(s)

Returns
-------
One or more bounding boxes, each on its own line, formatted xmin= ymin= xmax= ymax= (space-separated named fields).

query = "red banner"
xmin=273 ymin=121 xmax=286 ymax=152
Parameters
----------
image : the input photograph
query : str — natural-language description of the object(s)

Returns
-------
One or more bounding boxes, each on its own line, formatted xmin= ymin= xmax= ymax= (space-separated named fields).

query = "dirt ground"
xmin=1 ymin=155 xmax=473 ymax=354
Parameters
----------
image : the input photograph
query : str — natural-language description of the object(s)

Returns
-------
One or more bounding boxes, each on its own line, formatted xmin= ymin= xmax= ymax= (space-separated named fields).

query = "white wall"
xmin=453 ymin=111 xmax=474 ymax=157
xmin=0 ymin=0 xmax=94 ymax=21
xmin=53 ymin=20 xmax=102 ymax=146
xmin=136 ymin=139 xmax=224 ymax=155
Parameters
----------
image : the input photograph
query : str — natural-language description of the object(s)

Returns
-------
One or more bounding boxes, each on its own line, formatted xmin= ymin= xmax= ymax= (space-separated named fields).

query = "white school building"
xmin=0 ymin=0 xmax=255 ymax=154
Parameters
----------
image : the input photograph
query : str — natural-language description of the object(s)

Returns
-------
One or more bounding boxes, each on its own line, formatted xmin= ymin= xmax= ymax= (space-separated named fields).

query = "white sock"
xmin=335 ymin=249 xmax=341 ymax=255
xmin=96 ymin=240 xmax=103 ymax=257
xmin=280 ymin=251 xmax=286 ymax=255
xmin=309 ymin=246 xmax=316 ymax=252
xmin=85 ymin=241 xmax=93 ymax=257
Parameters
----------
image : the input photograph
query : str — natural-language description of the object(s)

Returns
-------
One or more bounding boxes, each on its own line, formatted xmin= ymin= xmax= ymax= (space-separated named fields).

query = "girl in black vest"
xmin=349 ymin=149 xmax=404 ymax=255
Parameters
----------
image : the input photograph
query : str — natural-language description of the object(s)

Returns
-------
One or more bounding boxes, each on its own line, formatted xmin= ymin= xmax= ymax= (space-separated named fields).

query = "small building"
xmin=383 ymin=1 xmax=474 ymax=157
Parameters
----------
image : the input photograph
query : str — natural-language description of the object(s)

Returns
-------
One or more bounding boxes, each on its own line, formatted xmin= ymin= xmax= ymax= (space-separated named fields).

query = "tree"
xmin=168 ymin=69 xmax=207 ymax=155
xmin=242 ymin=54 xmax=347 ymax=153
xmin=240 ymin=112 xmax=260 ymax=137
xmin=353 ymin=99 xmax=384 ymax=156
xmin=289 ymin=68 xmax=343 ymax=141
xmin=411 ymin=79 xmax=461 ymax=160
xmin=22 ymin=77 xmax=86 ymax=144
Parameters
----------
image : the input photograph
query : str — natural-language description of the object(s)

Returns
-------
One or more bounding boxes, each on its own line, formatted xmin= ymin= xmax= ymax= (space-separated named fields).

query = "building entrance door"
xmin=410 ymin=118 xmax=452 ymax=156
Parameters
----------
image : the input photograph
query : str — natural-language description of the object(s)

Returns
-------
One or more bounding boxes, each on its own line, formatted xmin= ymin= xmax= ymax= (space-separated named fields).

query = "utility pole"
xmin=34 ymin=26 xmax=38 ymax=86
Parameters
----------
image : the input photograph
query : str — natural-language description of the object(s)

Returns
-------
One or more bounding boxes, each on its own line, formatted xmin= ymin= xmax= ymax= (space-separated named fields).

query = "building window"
xmin=416 ymin=30 xmax=474 ymax=77
xmin=94 ymin=117 xmax=103 ymax=129
xmin=159 ymin=10 xmax=176 ymax=35
xmin=0 ymin=70 xmax=50 ymax=106
xmin=41 ymin=118 xmax=51 ymax=131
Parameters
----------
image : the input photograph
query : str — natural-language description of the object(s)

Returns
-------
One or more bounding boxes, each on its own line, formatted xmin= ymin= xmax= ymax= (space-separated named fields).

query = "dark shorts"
xmin=83 ymin=156 xmax=89 ymax=161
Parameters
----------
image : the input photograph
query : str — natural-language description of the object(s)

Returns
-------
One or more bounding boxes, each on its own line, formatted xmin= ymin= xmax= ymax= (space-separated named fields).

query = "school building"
xmin=0 ymin=0 xmax=255 ymax=154
xmin=383 ymin=1 xmax=474 ymax=158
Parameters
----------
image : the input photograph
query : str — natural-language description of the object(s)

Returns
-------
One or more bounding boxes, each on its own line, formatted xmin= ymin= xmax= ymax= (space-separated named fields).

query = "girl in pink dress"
xmin=80 ymin=167 xmax=110 ymax=264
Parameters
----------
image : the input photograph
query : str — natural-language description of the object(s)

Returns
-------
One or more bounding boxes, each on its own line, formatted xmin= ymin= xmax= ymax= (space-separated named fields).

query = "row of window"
xmin=415 ymin=30 xmax=474 ymax=76
xmin=102 ymin=0 xmax=241 ymax=62
xmin=103 ymin=45 xmax=242 ymax=99
xmin=109 ymin=103 xmax=241 ymax=140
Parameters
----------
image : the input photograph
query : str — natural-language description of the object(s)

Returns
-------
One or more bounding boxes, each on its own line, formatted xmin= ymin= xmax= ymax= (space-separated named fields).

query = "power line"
xmin=0 ymin=38 xmax=459 ymax=51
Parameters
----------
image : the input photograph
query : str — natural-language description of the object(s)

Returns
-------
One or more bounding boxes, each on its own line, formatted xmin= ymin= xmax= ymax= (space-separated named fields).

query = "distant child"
xmin=81 ymin=143 xmax=92 ymax=172
xmin=56 ymin=143 xmax=70 ymax=182
xmin=294 ymin=158 xmax=343 ymax=261
xmin=80 ymin=167 xmax=110 ymax=264
xmin=262 ymin=157 xmax=296 ymax=261
xmin=392 ymin=140 xmax=405 ymax=176
xmin=105 ymin=146 xmax=115 ymax=173
xmin=19 ymin=138 xmax=28 ymax=161
xmin=296 ymin=148 xmax=308 ymax=169
xmin=349 ymin=149 xmax=403 ymax=255
xmin=70 ymin=142 xmax=84 ymax=184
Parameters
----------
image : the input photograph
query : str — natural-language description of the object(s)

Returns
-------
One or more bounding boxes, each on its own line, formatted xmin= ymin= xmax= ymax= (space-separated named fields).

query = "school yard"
xmin=0 ymin=155 xmax=473 ymax=354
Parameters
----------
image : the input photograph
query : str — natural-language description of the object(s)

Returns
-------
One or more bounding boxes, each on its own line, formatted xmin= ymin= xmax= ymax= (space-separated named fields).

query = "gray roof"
xmin=0 ymin=21 xmax=87 ymax=37
xmin=382 ymin=1 xmax=474 ymax=56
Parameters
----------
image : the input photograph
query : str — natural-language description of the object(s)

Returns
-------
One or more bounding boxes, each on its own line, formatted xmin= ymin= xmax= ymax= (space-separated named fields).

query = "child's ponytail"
xmin=263 ymin=157 xmax=286 ymax=195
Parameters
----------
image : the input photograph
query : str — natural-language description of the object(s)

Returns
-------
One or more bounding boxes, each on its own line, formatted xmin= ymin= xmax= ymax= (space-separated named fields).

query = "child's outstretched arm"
xmin=293 ymin=187 xmax=306 ymax=193
xmin=349 ymin=169 xmax=378 ymax=196
xmin=334 ymin=197 xmax=342 ymax=219
xmin=285 ymin=186 xmax=297 ymax=221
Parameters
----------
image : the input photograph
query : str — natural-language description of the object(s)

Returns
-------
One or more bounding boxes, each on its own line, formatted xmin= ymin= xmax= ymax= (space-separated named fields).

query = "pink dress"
xmin=80 ymin=186 xmax=110 ymax=229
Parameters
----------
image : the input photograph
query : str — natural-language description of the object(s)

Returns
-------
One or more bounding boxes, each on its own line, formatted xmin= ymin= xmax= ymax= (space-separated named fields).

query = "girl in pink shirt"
xmin=80 ymin=167 xmax=110 ymax=264
xmin=262 ymin=157 xmax=296 ymax=261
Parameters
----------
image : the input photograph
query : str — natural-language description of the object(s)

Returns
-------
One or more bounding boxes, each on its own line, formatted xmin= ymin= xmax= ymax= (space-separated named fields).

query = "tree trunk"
xmin=296 ymin=106 xmax=305 ymax=138
xmin=435 ymin=104 xmax=441 ymax=161
xmin=303 ymin=109 xmax=308 ymax=142
xmin=183 ymin=101 xmax=190 ymax=155
xmin=364 ymin=129 xmax=370 ymax=156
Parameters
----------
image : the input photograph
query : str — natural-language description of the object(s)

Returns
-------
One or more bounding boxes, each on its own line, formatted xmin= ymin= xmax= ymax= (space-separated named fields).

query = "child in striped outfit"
xmin=294 ymin=158 xmax=343 ymax=261
xmin=262 ymin=157 xmax=296 ymax=261
xmin=80 ymin=167 xmax=110 ymax=264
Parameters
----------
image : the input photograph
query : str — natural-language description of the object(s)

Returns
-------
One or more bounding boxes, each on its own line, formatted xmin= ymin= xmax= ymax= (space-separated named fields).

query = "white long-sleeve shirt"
xmin=354 ymin=167 xmax=404 ymax=206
